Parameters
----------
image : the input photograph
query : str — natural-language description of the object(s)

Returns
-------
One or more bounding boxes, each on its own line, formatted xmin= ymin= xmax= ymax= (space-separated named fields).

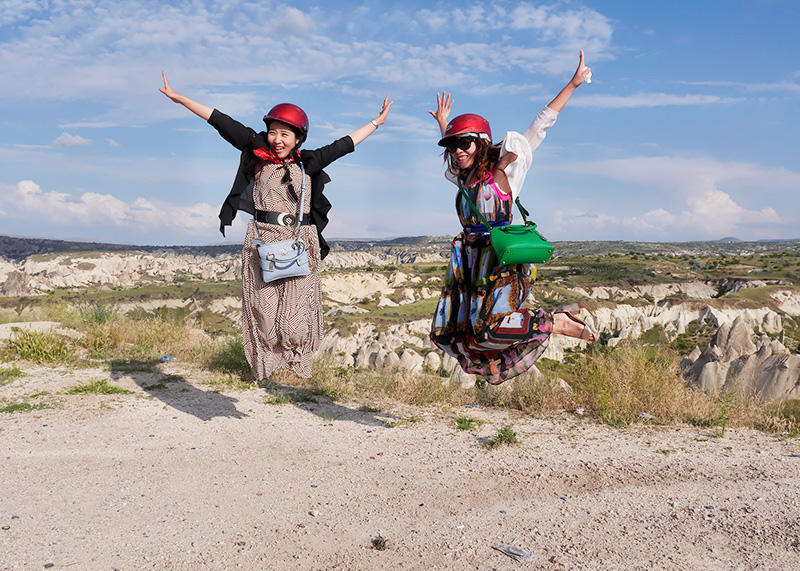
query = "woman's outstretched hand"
xmin=570 ymin=50 xmax=592 ymax=88
xmin=348 ymin=95 xmax=394 ymax=146
xmin=374 ymin=94 xmax=394 ymax=126
xmin=159 ymin=71 xmax=181 ymax=103
xmin=428 ymin=91 xmax=454 ymax=136
xmin=158 ymin=71 xmax=213 ymax=120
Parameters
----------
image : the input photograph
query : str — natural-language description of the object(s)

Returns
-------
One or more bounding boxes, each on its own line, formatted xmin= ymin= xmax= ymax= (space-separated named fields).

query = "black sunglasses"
xmin=446 ymin=137 xmax=475 ymax=154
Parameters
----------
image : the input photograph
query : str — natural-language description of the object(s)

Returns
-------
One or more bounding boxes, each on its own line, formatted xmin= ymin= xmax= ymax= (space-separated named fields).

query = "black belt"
xmin=255 ymin=210 xmax=312 ymax=227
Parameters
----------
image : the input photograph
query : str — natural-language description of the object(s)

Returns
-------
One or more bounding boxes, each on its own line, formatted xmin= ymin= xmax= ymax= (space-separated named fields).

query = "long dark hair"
xmin=444 ymin=137 xmax=500 ymax=186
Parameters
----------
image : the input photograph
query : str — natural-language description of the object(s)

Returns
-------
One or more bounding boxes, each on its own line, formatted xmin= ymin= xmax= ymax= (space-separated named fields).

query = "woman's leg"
xmin=552 ymin=311 xmax=596 ymax=342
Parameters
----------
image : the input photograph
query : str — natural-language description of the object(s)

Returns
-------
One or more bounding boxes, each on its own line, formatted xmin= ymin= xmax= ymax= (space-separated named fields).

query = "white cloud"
xmin=682 ymin=79 xmax=800 ymax=95
xmin=571 ymin=93 xmax=746 ymax=109
xmin=0 ymin=0 xmax=615 ymax=119
xmin=276 ymin=7 xmax=314 ymax=35
xmin=53 ymin=132 xmax=92 ymax=147
xmin=106 ymin=138 xmax=120 ymax=147
xmin=3 ymin=180 xmax=218 ymax=234
xmin=562 ymin=155 xmax=795 ymax=238
xmin=58 ymin=121 xmax=119 ymax=129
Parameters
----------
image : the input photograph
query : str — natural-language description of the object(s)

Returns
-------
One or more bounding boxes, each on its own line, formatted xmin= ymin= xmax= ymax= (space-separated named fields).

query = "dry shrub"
xmin=78 ymin=315 xmax=195 ymax=361
xmin=571 ymin=342 xmax=716 ymax=427
xmin=476 ymin=370 xmax=574 ymax=414
xmin=757 ymin=399 xmax=800 ymax=435
xmin=306 ymin=360 xmax=471 ymax=406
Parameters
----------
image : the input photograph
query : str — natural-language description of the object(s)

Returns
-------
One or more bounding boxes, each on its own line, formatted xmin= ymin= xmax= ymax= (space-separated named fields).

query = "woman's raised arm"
xmin=547 ymin=50 xmax=591 ymax=113
xmin=159 ymin=71 xmax=214 ymax=121
xmin=428 ymin=92 xmax=454 ymax=137
xmin=348 ymin=95 xmax=393 ymax=146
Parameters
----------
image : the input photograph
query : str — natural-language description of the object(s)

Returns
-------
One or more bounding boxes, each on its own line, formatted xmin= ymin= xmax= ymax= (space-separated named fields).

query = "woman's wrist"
xmin=371 ymin=119 xmax=379 ymax=128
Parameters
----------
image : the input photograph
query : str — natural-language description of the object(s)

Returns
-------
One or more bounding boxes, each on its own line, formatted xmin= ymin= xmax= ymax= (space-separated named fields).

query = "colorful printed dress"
xmin=430 ymin=106 xmax=559 ymax=383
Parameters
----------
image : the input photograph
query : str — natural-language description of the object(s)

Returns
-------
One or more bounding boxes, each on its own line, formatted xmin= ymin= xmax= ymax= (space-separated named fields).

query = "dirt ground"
xmin=2 ymin=363 xmax=800 ymax=570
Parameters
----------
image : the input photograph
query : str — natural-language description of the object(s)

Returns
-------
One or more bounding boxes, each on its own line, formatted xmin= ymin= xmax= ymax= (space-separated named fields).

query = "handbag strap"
xmin=252 ymin=161 xmax=307 ymax=240
xmin=457 ymin=178 xmax=534 ymax=231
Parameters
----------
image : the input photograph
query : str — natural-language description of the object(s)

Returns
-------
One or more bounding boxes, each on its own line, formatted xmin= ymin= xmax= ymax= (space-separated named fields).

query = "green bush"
xmin=2 ymin=329 xmax=74 ymax=364
xmin=199 ymin=336 xmax=252 ymax=380
xmin=487 ymin=426 xmax=519 ymax=448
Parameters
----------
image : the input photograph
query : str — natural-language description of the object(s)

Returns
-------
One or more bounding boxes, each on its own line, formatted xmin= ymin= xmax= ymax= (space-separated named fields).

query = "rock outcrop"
xmin=569 ymin=281 xmax=717 ymax=302
xmin=682 ymin=316 xmax=800 ymax=401
xmin=0 ymin=252 xmax=241 ymax=293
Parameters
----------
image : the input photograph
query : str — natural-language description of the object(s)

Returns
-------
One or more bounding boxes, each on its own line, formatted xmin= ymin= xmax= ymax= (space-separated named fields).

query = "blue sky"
xmin=1 ymin=0 xmax=799 ymax=245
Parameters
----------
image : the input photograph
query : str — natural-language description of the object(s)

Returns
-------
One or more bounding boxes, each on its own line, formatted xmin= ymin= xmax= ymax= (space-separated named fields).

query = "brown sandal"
xmin=554 ymin=304 xmax=597 ymax=342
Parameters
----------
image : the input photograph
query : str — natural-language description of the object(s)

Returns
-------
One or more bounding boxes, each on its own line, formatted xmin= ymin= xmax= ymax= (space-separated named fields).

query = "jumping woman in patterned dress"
xmin=160 ymin=72 xmax=392 ymax=380
xmin=429 ymin=51 xmax=595 ymax=384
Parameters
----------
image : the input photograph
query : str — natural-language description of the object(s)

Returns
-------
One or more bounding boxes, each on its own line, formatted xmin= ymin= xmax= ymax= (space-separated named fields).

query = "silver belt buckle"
xmin=278 ymin=213 xmax=297 ymax=226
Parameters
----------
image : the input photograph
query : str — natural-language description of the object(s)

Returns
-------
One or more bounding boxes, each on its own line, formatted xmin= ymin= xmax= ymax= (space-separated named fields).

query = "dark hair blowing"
xmin=444 ymin=137 xmax=501 ymax=186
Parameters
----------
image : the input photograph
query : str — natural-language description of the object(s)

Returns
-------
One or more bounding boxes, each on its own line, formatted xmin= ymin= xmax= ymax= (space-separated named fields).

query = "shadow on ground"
xmin=108 ymin=359 xmax=248 ymax=421
xmin=106 ymin=360 xmax=399 ymax=426
xmin=260 ymin=381 xmax=400 ymax=428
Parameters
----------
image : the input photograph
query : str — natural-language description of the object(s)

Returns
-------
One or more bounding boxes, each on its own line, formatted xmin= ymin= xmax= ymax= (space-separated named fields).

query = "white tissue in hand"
xmin=585 ymin=71 xmax=592 ymax=84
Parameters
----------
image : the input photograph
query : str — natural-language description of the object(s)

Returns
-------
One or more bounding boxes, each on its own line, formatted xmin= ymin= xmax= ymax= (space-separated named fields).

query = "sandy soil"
xmin=2 ymin=363 xmax=800 ymax=570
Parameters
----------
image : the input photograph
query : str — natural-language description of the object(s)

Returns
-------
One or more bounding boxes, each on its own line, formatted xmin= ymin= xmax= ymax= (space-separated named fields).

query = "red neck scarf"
xmin=253 ymin=147 xmax=300 ymax=165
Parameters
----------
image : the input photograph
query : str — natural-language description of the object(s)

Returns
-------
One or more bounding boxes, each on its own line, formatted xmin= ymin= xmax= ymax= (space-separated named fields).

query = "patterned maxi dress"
xmin=241 ymin=162 xmax=321 ymax=380
xmin=430 ymin=172 xmax=554 ymax=383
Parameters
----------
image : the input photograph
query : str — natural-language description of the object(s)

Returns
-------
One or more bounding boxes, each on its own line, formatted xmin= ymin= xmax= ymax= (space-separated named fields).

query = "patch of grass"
xmin=487 ymin=426 xmax=519 ymax=448
xmin=655 ymin=449 xmax=677 ymax=456
xmin=74 ymin=299 xmax=118 ymax=326
xmin=263 ymin=392 xmax=292 ymax=405
xmin=66 ymin=378 xmax=134 ymax=395
xmin=384 ymin=417 xmax=421 ymax=428
xmin=262 ymin=388 xmax=318 ymax=405
xmin=2 ymin=329 xmax=74 ymax=363
xmin=199 ymin=336 xmax=252 ymax=381
xmin=0 ymin=365 xmax=24 ymax=384
xmin=640 ymin=324 xmax=669 ymax=345
xmin=205 ymin=373 xmax=253 ymax=391
xmin=455 ymin=416 xmax=484 ymax=431
xmin=0 ymin=401 xmax=51 ymax=413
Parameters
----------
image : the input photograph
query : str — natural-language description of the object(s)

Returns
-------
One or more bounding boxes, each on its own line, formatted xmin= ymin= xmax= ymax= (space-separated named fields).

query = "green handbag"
xmin=459 ymin=181 xmax=554 ymax=265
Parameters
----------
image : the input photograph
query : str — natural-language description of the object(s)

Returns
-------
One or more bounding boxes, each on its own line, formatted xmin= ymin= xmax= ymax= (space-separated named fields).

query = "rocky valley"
xmin=1 ymin=235 xmax=800 ymax=402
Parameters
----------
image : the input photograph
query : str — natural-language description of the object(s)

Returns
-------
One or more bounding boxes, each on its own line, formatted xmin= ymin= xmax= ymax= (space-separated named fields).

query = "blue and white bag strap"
xmin=293 ymin=161 xmax=306 ymax=238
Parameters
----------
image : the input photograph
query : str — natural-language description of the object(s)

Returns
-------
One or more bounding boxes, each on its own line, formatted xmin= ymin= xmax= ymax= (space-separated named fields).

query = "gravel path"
xmin=2 ymin=364 xmax=800 ymax=570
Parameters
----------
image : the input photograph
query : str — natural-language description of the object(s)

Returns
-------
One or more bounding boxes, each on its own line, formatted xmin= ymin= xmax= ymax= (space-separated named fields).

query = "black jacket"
xmin=208 ymin=109 xmax=355 ymax=259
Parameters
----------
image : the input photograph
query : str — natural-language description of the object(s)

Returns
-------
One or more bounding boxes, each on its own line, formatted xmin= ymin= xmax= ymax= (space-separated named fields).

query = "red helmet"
xmin=263 ymin=103 xmax=309 ymax=142
xmin=438 ymin=113 xmax=492 ymax=147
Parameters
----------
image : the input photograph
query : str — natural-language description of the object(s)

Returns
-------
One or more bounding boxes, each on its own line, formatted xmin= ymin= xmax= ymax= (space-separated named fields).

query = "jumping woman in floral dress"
xmin=429 ymin=51 xmax=595 ymax=384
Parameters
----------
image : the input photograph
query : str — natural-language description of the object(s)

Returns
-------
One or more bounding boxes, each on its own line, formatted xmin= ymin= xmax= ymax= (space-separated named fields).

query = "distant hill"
xmin=0 ymin=235 xmax=244 ymax=261
xmin=2 ymin=233 xmax=800 ymax=262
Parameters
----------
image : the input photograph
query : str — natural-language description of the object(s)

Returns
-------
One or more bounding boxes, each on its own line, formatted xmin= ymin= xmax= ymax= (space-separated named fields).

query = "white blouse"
xmin=446 ymin=105 xmax=558 ymax=201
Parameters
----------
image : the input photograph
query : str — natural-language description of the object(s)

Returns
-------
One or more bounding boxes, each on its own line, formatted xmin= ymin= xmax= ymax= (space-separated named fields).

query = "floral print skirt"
xmin=430 ymin=231 xmax=553 ymax=383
